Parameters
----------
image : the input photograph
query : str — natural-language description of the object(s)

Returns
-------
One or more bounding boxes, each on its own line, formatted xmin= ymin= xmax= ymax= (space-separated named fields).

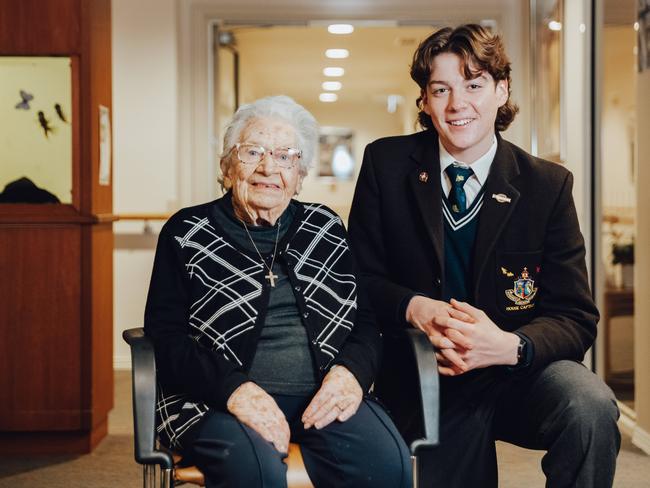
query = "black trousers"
xmin=182 ymin=394 xmax=412 ymax=488
xmin=419 ymin=360 xmax=621 ymax=488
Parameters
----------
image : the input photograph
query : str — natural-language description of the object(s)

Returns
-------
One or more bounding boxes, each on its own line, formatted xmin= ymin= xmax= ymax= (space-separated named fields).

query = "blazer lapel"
xmin=409 ymin=133 xmax=445 ymax=274
xmin=472 ymin=137 xmax=521 ymax=296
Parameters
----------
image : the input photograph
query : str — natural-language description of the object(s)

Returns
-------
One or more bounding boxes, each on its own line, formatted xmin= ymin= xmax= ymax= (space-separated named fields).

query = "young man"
xmin=348 ymin=24 xmax=620 ymax=487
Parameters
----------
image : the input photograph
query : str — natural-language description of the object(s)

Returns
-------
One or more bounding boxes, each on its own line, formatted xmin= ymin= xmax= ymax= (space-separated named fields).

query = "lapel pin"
xmin=419 ymin=171 xmax=429 ymax=183
xmin=491 ymin=193 xmax=511 ymax=203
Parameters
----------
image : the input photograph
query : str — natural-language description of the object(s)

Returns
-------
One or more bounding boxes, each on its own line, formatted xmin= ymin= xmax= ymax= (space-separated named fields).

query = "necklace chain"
xmin=239 ymin=217 xmax=281 ymax=287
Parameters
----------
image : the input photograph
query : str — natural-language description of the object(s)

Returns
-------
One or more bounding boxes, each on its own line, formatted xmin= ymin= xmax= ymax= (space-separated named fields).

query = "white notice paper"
xmin=99 ymin=105 xmax=111 ymax=186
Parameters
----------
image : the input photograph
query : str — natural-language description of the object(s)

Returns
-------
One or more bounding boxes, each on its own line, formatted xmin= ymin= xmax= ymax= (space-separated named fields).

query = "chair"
xmin=123 ymin=327 xmax=438 ymax=487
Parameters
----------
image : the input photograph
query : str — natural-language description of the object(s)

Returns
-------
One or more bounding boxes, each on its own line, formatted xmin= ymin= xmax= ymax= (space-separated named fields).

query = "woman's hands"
xmin=227 ymin=381 xmax=290 ymax=454
xmin=302 ymin=365 xmax=363 ymax=430
xmin=226 ymin=367 xmax=364 ymax=452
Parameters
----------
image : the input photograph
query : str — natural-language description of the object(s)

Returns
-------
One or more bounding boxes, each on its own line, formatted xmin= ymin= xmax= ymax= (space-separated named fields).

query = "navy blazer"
xmin=348 ymin=129 xmax=599 ymax=440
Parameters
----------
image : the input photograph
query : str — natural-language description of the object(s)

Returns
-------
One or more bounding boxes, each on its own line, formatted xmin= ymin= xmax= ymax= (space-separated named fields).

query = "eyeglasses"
xmin=233 ymin=143 xmax=302 ymax=169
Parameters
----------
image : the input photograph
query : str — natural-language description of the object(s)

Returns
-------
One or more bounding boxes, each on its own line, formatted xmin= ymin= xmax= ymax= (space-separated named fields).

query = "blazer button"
xmin=435 ymin=278 xmax=441 ymax=286
xmin=294 ymin=285 xmax=301 ymax=292
xmin=303 ymin=311 xmax=309 ymax=318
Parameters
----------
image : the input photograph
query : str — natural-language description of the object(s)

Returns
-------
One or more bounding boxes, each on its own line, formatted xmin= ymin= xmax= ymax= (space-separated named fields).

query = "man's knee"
xmin=544 ymin=361 xmax=620 ymax=441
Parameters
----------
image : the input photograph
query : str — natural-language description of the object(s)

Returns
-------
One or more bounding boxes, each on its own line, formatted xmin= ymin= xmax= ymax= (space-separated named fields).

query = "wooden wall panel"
xmin=0 ymin=225 xmax=82 ymax=430
xmin=0 ymin=0 xmax=81 ymax=54
xmin=82 ymin=223 xmax=114 ymax=429
xmin=80 ymin=0 xmax=113 ymax=216
xmin=0 ymin=0 xmax=113 ymax=454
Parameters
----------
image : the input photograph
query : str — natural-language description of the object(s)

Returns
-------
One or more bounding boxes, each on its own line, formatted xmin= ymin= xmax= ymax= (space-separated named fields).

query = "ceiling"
xmin=226 ymin=24 xmax=435 ymax=108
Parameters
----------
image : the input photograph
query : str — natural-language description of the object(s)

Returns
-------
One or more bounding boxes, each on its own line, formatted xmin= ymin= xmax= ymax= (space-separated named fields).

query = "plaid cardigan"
xmin=144 ymin=198 xmax=381 ymax=448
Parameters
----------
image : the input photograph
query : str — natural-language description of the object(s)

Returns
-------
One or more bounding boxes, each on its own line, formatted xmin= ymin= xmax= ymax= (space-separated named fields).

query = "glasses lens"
xmin=272 ymin=149 xmax=298 ymax=168
xmin=237 ymin=144 xmax=264 ymax=164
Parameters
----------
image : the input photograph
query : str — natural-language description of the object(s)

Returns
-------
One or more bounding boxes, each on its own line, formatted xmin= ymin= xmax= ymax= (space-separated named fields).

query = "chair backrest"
xmin=123 ymin=327 xmax=174 ymax=470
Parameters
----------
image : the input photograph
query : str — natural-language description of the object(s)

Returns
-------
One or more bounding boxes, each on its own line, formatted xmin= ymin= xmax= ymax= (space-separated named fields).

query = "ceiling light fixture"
xmin=328 ymin=24 xmax=354 ymax=35
xmin=319 ymin=93 xmax=338 ymax=102
xmin=322 ymin=81 xmax=342 ymax=91
xmin=548 ymin=20 xmax=562 ymax=31
xmin=325 ymin=49 xmax=349 ymax=59
xmin=323 ymin=67 xmax=345 ymax=77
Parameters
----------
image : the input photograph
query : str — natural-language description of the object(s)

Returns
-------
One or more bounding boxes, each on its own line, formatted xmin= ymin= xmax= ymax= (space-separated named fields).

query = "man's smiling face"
xmin=421 ymin=52 xmax=508 ymax=163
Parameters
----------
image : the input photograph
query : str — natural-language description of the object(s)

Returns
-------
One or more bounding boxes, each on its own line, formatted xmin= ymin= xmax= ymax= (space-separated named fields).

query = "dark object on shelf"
xmin=0 ymin=177 xmax=60 ymax=203
xmin=612 ymin=242 xmax=634 ymax=265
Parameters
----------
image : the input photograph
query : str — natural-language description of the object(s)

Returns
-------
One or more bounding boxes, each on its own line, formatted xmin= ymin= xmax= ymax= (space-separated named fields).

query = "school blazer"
xmin=348 ymin=129 xmax=599 ymax=440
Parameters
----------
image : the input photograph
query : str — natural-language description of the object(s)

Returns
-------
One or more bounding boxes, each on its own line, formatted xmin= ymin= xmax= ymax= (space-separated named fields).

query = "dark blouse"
xmin=212 ymin=194 xmax=317 ymax=395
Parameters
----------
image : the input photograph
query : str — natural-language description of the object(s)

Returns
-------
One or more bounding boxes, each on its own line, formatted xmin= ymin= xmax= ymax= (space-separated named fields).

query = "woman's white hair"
xmin=219 ymin=95 xmax=319 ymax=186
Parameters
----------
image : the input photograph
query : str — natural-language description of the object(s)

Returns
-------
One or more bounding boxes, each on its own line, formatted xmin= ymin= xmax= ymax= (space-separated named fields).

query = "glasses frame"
xmin=233 ymin=142 xmax=302 ymax=169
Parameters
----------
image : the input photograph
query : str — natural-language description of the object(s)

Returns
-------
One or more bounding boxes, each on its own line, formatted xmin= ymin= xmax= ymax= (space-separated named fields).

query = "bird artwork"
xmin=15 ymin=90 xmax=34 ymax=110
xmin=37 ymin=111 xmax=54 ymax=138
xmin=54 ymin=103 xmax=69 ymax=123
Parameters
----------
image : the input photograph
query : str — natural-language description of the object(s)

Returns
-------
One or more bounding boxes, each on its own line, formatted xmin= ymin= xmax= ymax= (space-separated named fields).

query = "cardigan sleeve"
xmin=331 ymin=229 xmax=382 ymax=393
xmin=144 ymin=220 xmax=249 ymax=410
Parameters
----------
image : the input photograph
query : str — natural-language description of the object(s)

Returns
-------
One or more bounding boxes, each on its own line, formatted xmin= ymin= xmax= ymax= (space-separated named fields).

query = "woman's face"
xmin=223 ymin=117 xmax=303 ymax=226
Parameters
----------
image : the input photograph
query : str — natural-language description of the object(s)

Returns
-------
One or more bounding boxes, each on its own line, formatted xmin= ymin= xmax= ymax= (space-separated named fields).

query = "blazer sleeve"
xmin=348 ymin=143 xmax=417 ymax=332
xmin=144 ymin=222 xmax=248 ymax=410
xmin=516 ymin=172 xmax=599 ymax=371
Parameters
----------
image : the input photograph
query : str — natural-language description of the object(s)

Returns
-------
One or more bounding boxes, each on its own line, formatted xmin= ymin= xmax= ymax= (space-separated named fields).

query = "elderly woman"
xmin=144 ymin=95 xmax=411 ymax=488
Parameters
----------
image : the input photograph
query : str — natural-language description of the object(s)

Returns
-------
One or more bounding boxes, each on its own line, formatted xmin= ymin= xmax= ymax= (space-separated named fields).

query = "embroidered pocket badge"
xmin=503 ymin=266 xmax=538 ymax=310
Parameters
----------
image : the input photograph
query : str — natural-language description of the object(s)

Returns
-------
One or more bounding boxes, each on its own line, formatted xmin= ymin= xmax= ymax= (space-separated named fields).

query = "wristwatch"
xmin=516 ymin=336 xmax=528 ymax=367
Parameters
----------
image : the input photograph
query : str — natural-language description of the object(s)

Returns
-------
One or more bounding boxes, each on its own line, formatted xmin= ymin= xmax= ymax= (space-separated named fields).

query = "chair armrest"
xmin=406 ymin=329 xmax=440 ymax=456
xmin=123 ymin=327 xmax=174 ymax=469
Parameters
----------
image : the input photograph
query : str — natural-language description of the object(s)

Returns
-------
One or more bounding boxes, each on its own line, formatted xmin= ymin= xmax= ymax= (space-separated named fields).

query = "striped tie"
xmin=445 ymin=164 xmax=474 ymax=213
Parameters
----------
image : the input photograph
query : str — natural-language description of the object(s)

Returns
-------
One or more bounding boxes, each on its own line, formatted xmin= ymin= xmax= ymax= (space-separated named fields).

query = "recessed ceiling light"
xmin=322 ymin=81 xmax=342 ymax=91
xmin=548 ymin=20 xmax=562 ymax=31
xmin=323 ymin=67 xmax=345 ymax=77
xmin=328 ymin=24 xmax=354 ymax=35
xmin=319 ymin=93 xmax=338 ymax=102
xmin=326 ymin=49 xmax=349 ymax=59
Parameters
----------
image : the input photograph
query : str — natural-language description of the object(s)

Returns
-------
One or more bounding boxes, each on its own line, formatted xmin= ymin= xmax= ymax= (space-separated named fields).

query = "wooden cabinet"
xmin=0 ymin=0 xmax=114 ymax=454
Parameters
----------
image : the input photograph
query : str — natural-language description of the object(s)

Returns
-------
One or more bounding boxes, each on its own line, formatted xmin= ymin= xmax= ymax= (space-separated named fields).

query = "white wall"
xmin=602 ymin=25 xmax=637 ymax=210
xmin=112 ymin=0 xmax=178 ymax=368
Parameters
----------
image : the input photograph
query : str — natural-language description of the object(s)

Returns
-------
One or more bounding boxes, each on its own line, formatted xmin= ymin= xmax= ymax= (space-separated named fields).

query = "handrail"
xmin=116 ymin=214 xmax=170 ymax=221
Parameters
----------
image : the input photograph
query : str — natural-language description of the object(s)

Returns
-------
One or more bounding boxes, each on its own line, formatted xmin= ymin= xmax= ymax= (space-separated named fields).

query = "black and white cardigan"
xmin=144 ymin=198 xmax=381 ymax=448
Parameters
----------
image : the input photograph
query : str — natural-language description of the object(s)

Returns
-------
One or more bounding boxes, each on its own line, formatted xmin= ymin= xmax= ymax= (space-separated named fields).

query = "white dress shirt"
xmin=439 ymin=135 xmax=497 ymax=207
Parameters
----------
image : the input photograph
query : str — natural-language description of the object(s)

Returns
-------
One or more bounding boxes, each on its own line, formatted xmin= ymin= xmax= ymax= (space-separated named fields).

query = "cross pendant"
xmin=265 ymin=270 xmax=279 ymax=287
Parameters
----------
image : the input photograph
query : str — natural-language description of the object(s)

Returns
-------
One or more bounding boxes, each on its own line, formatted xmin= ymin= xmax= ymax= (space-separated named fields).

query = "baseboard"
xmin=632 ymin=424 xmax=650 ymax=455
xmin=114 ymin=355 xmax=132 ymax=370
xmin=617 ymin=403 xmax=636 ymax=437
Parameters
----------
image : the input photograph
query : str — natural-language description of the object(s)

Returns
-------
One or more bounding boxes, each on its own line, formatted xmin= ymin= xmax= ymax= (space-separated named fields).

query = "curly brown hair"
xmin=410 ymin=24 xmax=519 ymax=132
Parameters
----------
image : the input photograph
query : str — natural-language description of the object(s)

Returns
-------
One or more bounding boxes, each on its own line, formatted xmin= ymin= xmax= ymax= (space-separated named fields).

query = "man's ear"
xmin=496 ymin=79 xmax=509 ymax=107
xmin=421 ymin=89 xmax=432 ymax=115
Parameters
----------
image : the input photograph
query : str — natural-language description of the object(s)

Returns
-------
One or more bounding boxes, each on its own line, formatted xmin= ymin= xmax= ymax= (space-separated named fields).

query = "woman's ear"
xmin=220 ymin=159 xmax=232 ymax=189
xmin=295 ymin=175 xmax=305 ymax=195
